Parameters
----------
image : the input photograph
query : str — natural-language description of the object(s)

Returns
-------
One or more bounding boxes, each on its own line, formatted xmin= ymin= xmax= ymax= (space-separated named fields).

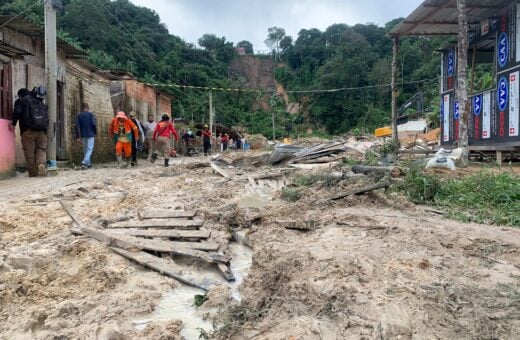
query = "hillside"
xmin=0 ymin=0 xmax=444 ymax=136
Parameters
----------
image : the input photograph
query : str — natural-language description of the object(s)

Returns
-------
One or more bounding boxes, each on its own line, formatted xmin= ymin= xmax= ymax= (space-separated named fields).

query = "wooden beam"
xmin=138 ymin=211 xmax=196 ymax=220
xmin=79 ymin=227 xmax=229 ymax=264
xmin=330 ymin=182 xmax=390 ymax=201
xmin=106 ymin=228 xmax=210 ymax=240
xmin=111 ymin=247 xmax=218 ymax=291
xmin=210 ymin=162 xmax=230 ymax=178
xmin=216 ymin=263 xmax=235 ymax=282
xmin=109 ymin=219 xmax=204 ymax=229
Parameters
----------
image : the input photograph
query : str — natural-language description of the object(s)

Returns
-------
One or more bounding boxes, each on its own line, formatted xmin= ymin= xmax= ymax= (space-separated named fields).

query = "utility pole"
xmin=272 ymin=110 xmax=276 ymax=141
xmin=45 ymin=0 xmax=59 ymax=171
xmin=456 ymin=0 xmax=469 ymax=167
xmin=391 ymin=36 xmax=399 ymax=145
xmin=209 ymin=91 xmax=213 ymax=137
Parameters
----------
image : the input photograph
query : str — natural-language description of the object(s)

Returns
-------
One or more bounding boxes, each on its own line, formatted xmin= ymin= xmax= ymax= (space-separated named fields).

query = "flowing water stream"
xmin=133 ymin=242 xmax=253 ymax=339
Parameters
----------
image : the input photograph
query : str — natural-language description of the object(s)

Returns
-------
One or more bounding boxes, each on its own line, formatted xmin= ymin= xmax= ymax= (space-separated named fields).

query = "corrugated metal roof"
xmin=0 ymin=15 xmax=86 ymax=58
xmin=390 ymin=0 xmax=513 ymax=36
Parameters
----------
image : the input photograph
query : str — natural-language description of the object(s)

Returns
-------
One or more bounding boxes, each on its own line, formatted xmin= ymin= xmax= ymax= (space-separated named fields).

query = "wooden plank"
xmin=110 ymin=247 xmax=218 ymax=291
xmin=110 ymin=234 xmax=223 ymax=257
xmin=78 ymin=227 xmax=229 ymax=264
xmin=210 ymin=161 xmax=230 ymax=178
xmin=109 ymin=219 xmax=204 ymax=229
xmin=216 ymin=263 xmax=235 ymax=282
xmin=330 ymin=182 xmax=390 ymax=201
xmin=105 ymin=228 xmax=210 ymax=240
xmin=138 ymin=211 xmax=196 ymax=220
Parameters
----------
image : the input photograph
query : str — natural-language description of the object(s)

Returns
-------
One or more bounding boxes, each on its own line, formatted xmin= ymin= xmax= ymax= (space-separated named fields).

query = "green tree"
xmin=265 ymin=26 xmax=286 ymax=59
xmin=237 ymin=40 xmax=253 ymax=54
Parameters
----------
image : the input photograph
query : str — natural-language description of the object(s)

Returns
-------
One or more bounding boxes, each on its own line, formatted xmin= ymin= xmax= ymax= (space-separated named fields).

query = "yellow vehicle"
xmin=374 ymin=127 xmax=392 ymax=138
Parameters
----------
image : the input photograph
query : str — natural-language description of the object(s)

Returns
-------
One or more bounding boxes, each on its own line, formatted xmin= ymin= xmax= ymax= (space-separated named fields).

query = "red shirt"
xmin=221 ymin=135 xmax=229 ymax=143
xmin=202 ymin=129 xmax=212 ymax=139
xmin=153 ymin=121 xmax=179 ymax=140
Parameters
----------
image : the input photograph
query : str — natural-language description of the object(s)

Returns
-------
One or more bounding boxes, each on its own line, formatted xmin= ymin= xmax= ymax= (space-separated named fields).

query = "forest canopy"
xmin=0 ymin=0 xmax=447 ymax=136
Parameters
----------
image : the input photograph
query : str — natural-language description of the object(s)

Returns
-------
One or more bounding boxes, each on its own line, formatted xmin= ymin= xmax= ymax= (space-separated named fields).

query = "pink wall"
xmin=0 ymin=119 xmax=15 ymax=178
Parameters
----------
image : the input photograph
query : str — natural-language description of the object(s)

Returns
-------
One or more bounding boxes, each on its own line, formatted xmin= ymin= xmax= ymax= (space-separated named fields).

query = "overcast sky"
xmin=129 ymin=0 xmax=423 ymax=52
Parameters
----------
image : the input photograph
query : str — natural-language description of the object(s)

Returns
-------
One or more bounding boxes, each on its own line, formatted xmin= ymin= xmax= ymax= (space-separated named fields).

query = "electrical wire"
xmin=144 ymin=77 xmax=439 ymax=95
xmin=0 ymin=0 xmax=43 ymax=30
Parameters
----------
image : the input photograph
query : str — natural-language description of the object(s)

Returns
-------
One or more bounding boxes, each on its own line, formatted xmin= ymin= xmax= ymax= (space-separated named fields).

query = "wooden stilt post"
xmin=456 ymin=0 xmax=469 ymax=167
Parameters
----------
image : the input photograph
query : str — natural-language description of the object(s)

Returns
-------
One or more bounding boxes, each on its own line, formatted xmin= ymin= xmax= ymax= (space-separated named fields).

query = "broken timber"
xmin=210 ymin=161 xmax=230 ymax=178
xmin=330 ymin=182 xmax=390 ymax=201
xmin=216 ymin=263 xmax=235 ymax=282
xmin=109 ymin=219 xmax=204 ymax=229
xmin=138 ymin=211 xmax=196 ymax=220
xmin=351 ymin=165 xmax=404 ymax=178
xmin=106 ymin=228 xmax=210 ymax=240
xmin=79 ymin=228 xmax=229 ymax=264
xmin=111 ymin=247 xmax=217 ymax=291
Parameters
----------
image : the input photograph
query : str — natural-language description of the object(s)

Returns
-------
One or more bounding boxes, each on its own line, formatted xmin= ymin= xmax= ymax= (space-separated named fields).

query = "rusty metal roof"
xmin=0 ymin=15 xmax=86 ymax=58
xmin=390 ymin=0 xmax=513 ymax=36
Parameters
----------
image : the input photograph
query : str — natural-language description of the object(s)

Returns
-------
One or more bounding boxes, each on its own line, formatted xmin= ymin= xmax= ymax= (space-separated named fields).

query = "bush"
xmin=396 ymin=169 xmax=520 ymax=227
xmin=281 ymin=188 xmax=301 ymax=202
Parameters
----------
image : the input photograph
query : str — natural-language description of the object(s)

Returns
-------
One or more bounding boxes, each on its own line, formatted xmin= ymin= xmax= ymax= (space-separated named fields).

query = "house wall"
xmin=111 ymin=80 xmax=172 ymax=123
xmin=1 ymin=26 xmax=71 ymax=167
xmin=66 ymin=61 xmax=115 ymax=164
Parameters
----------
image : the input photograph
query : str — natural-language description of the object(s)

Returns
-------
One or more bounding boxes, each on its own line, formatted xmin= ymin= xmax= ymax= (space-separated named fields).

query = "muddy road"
xmin=1 ymin=154 xmax=519 ymax=339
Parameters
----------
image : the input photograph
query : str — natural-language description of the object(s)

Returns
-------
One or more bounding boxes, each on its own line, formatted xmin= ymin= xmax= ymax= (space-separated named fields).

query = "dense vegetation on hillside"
xmin=0 ymin=0 xmax=446 ymax=136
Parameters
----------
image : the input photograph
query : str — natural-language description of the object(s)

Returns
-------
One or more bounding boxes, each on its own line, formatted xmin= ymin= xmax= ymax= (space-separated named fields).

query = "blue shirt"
xmin=75 ymin=111 xmax=97 ymax=138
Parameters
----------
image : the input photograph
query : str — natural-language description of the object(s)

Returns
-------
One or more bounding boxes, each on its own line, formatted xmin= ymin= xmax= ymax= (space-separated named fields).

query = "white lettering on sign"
xmin=510 ymin=71 xmax=519 ymax=136
xmin=443 ymin=94 xmax=450 ymax=142
xmin=482 ymin=91 xmax=491 ymax=139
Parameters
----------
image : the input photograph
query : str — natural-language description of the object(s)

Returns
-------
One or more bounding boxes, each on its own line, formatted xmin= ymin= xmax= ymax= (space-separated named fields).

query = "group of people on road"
xmin=107 ymin=111 xmax=179 ymax=168
xmin=10 ymin=85 xmax=244 ymax=175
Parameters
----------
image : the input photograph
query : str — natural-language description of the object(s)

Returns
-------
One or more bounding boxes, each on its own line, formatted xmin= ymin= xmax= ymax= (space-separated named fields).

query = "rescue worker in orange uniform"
xmin=109 ymin=111 xmax=139 ymax=168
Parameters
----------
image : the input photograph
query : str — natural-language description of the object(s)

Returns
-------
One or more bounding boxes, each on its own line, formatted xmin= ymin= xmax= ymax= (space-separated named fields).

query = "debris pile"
xmin=62 ymin=202 xmax=234 ymax=291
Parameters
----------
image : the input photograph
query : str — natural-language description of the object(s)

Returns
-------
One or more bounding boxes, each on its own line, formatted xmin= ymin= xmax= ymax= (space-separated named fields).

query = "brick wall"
xmin=66 ymin=61 xmax=116 ymax=164
xmin=159 ymin=95 xmax=172 ymax=117
xmin=120 ymin=80 xmax=172 ymax=122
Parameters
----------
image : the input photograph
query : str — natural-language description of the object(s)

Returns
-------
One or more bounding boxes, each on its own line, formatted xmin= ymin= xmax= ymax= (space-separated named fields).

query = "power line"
xmin=0 ymin=0 xmax=43 ymax=30
xmin=144 ymin=77 xmax=439 ymax=95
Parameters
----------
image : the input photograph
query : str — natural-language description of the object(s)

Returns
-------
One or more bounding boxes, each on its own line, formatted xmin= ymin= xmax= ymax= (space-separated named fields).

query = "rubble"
xmin=1 ymin=153 xmax=519 ymax=339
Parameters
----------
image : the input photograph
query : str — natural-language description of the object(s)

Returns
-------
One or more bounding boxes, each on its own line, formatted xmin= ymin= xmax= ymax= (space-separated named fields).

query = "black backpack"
xmin=22 ymin=96 xmax=49 ymax=131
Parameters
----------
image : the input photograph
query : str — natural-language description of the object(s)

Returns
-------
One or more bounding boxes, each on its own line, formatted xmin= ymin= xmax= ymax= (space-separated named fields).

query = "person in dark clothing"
xmin=128 ymin=111 xmax=144 ymax=166
xmin=75 ymin=103 xmax=97 ymax=169
xmin=201 ymin=124 xmax=212 ymax=156
xmin=182 ymin=130 xmax=195 ymax=156
xmin=11 ymin=88 xmax=48 ymax=177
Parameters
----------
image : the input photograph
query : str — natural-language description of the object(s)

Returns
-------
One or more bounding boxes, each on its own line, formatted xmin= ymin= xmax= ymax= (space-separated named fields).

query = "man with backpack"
xmin=11 ymin=87 xmax=49 ymax=177
xmin=75 ymin=103 xmax=97 ymax=169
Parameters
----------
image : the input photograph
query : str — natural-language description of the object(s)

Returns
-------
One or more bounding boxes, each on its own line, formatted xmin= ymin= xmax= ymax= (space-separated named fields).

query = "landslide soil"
xmin=1 ymin=155 xmax=519 ymax=340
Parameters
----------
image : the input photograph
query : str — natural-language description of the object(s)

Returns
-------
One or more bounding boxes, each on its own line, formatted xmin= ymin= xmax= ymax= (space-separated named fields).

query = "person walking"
xmin=109 ymin=111 xmax=139 ymax=168
xmin=143 ymin=114 xmax=156 ymax=161
xmin=11 ymin=87 xmax=48 ymax=177
xmin=201 ymin=124 xmax=213 ymax=156
xmin=153 ymin=114 xmax=179 ymax=167
xmin=221 ymin=133 xmax=230 ymax=151
xmin=128 ymin=111 xmax=144 ymax=166
xmin=75 ymin=103 xmax=97 ymax=169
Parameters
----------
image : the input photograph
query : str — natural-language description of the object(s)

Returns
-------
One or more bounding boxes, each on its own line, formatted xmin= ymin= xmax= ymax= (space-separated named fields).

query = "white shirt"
xmin=144 ymin=121 xmax=157 ymax=138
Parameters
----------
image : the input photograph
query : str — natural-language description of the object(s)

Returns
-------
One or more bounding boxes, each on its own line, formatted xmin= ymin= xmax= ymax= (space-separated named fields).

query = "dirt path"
xmin=1 ymin=155 xmax=519 ymax=339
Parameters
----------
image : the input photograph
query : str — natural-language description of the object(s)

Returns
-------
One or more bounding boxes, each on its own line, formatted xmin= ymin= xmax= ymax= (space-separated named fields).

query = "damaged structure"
xmin=0 ymin=16 xmax=177 ymax=176
xmin=390 ymin=0 xmax=520 ymax=163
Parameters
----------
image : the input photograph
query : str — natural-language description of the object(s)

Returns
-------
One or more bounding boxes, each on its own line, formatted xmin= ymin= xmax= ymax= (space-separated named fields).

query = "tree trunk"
xmin=456 ymin=0 xmax=469 ymax=167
